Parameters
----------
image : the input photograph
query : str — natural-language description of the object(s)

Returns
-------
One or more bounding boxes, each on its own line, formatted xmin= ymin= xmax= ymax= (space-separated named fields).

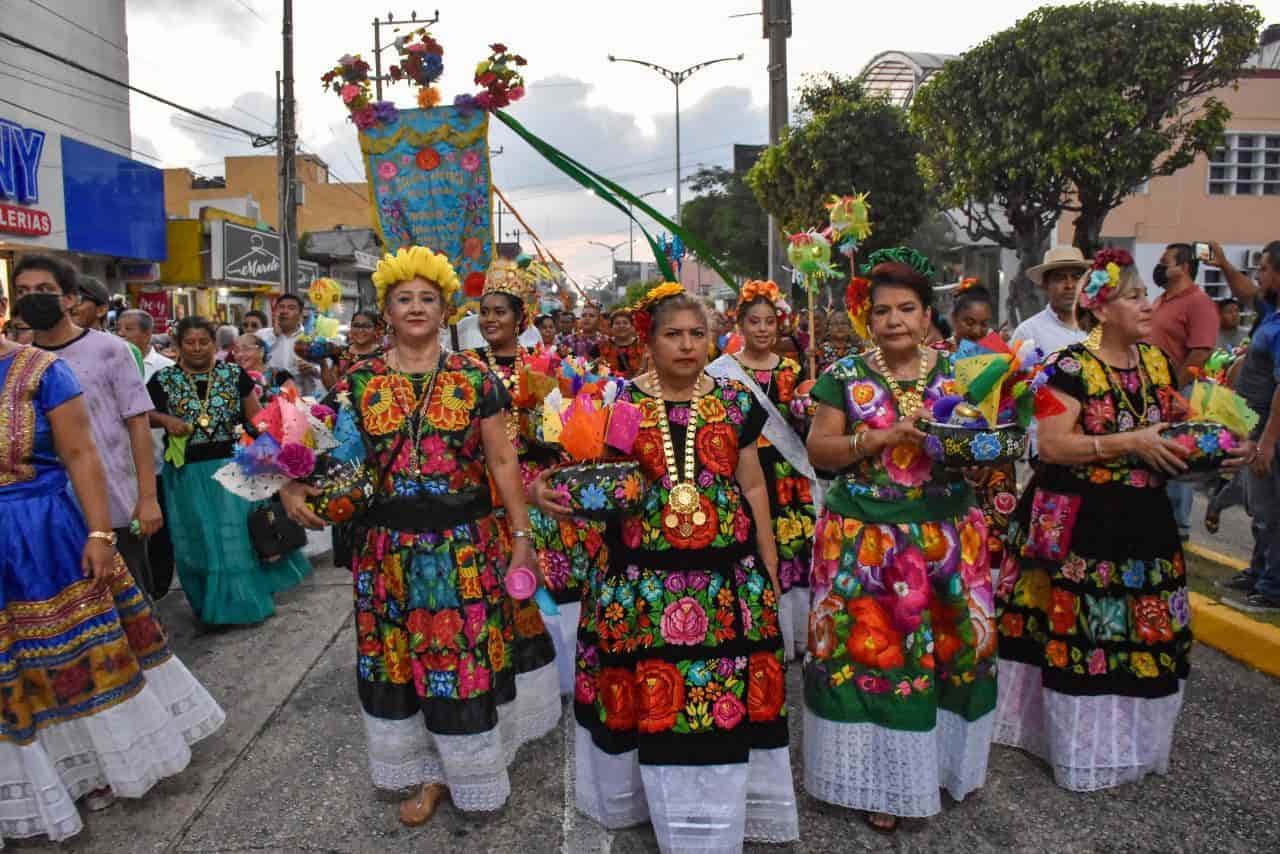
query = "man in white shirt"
xmin=118 ymin=309 xmax=176 ymax=598
xmin=1012 ymin=245 xmax=1091 ymax=354
xmin=259 ymin=293 xmax=322 ymax=396
xmin=1013 ymin=246 xmax=1090 ymax=462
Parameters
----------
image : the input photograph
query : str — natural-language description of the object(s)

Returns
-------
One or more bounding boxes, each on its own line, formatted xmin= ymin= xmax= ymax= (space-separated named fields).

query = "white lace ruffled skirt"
xmin=803 ymin=709 xmax=995 ymax=818
xmin=575 ymin=725 xmax=799 ymax=853
xmin=542 ymin=602 xmax=581 ymax=697
xmin=994 ymin=658 xmax=1184 ymax=791
xmin=0 ymin=657 xmax=226 ymax=845
xmin=362 ymin=662 xmax=561 ymax=812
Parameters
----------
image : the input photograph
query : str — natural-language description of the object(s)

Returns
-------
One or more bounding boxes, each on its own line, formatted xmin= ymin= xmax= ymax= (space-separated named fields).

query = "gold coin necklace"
xmin=653 ymin=372 xmax=705 ymax=538
xmin=868 ymin=346 xmax=931 ymax=417
xmin=182 ymin=365 xmax=218 ymax=430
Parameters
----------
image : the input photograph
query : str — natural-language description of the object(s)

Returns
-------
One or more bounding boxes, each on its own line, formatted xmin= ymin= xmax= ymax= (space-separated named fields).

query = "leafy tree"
xmin=747 ymin=74 xmax=928 ymax=256
xmin=679 ymin=166 xmax=769 ymax=279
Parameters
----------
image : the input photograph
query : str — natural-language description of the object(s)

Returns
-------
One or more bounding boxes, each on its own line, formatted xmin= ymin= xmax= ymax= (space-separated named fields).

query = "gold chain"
xmin=868 ymin=346 xmax=931 ymax=417
xmin=180 ymin=364 xmax=218 ymax=431
xmin=652 ymin=372 xmax=706 ymax=536
xmin=1088 ymin=346 xmax=1154 ymax=428
xmin=485 ymin=347 xmax=524 ymax=444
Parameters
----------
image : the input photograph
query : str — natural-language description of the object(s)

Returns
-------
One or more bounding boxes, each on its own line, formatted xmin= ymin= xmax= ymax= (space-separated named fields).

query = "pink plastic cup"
xmin=504 ymin=565 xmax=537 ymax=600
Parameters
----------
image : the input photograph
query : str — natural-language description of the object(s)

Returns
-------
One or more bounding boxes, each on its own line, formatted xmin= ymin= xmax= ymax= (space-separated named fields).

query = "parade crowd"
xmin=1 ymin=235 xmax=1278 ymax=852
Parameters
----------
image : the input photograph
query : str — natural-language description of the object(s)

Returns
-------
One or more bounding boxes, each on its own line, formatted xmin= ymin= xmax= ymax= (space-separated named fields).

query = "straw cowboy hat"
xmin=1027 ymin=245 xmax=1089 ymax=285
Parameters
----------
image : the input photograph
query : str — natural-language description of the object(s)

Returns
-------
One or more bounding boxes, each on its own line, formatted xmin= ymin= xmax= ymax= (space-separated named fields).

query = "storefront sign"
xmin=137 ymin=290 xmax=171 ymax=332
xmin=214 ymin=221 xmax=322 ymax=291
xmin=0 ymin=119 xmax=53 ymax=238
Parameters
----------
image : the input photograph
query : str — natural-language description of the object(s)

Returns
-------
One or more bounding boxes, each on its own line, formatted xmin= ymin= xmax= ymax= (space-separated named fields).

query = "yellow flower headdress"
xmin=481 ymin=258 xmax=537 ymax=329
xmin=371 ymin=246 xmax=460 ymax=308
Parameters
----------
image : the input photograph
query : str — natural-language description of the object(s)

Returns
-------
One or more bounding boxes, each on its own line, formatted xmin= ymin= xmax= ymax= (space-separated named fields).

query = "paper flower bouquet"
xmin=213 ymin=389 xmax=338 ymax=501
xmin=536 ymin=365 xmax=646 ymax=521
xmin=922 ymin=333 xmax=1043 ymax=467
xmin=1162 ymin=381 xmax=1258 ymax=480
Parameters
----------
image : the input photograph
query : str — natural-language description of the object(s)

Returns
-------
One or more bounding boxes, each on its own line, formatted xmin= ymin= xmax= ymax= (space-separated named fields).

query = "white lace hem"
xmin=0 ymin=656 xmax=225 ymax=845
xmin=993 ymin=658 xmax=1184 ymax=792
xmin=362 ymin=662 xmax=560 ymax=812
xmin=541 ymin=601 xmax=581 ymax=697
xmin=803 ymin=707 xmax=994 ymax=818
xmin=574 ymin=726 xmax=799 ymax=852
xmin=778 ymin=588 xmax=808 ymax=660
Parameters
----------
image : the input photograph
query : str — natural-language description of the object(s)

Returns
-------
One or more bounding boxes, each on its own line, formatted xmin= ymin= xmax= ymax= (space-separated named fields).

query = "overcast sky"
xmin=124 ymin=0 xmax=1280 ymax=284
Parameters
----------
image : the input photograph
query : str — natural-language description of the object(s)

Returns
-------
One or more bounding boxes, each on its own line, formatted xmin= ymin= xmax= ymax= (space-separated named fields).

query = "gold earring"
xmin=1084 ymin=321 xmax=1103 ymax=351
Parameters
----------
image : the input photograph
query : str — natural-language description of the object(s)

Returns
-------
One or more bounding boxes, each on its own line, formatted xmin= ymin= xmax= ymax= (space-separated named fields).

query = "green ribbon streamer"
xmin=494 ymin=110 xmax=739 ymax=293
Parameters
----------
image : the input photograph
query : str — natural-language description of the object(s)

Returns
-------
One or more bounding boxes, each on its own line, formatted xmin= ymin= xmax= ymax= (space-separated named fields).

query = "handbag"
xmin=1024 ymin=489 xmax=1083 ymax=562
xmin=247 ymin=499 xmax=308 ymax=562
xmin=304 ymin=363 xmax=439 ymax=524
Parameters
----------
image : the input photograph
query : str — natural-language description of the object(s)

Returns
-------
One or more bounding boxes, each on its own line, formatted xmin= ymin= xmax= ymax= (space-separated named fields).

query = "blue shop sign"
xmin=61 ymin=136 xmax=166 ymax=261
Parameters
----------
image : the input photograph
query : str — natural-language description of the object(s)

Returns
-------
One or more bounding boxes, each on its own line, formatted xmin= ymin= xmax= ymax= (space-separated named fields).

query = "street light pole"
xmin=627 ymin=187 xmax=672 ymax=262
xmin=608 ymin=53 xmax=744 ymax=226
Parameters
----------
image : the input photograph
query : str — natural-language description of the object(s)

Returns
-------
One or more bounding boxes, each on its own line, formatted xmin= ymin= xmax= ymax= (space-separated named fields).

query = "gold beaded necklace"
xmin=180 ymin=364 xmax=218 ymax=430
xmin=485 ymin=347 xmax=525 ymax=443
xmin=868 ymin=346 xmax=931 ymax=416
xmin=652 ymin=371 xmax=705 ymax=538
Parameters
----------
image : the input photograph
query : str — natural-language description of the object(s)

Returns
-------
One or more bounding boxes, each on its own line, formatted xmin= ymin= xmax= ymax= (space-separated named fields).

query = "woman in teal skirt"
xmin=149 ymin=317 xmax=310 ymax=625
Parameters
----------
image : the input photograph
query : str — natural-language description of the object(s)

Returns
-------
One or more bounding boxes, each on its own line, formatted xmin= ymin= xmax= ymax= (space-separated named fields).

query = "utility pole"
xmin=280 ymin=0 xmax=298 ymax=294
xmin=764 ymin=0 xmax=791 ymax=283
xmin=371 ymin=10 xmax=441 ymax=101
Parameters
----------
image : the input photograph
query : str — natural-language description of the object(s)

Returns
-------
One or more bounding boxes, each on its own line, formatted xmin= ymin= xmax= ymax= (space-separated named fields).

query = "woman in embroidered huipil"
xmin=464 ymin=259 xmax=608 ymax=697
xmin=281 ymin=247 xmax=559 ymax=827
xmin=0 ymin=335 xmax=223 ymax=844
xmin=233 ymin=333 xmax=293 ymax=403
xmin=574 ymin=284 xmax=799 ymax=854
xmin=149 ymin=317 xmax=310 ymax=626
xmin=804 ymin=254 xmax=994 ymax=833
xmin=708 ymin=280 xmax=817 ymax=659
xmin=598 ymin=308 xmax=648 ymax=378
xmin=994 ymin=250 xmax=1222 ymax=792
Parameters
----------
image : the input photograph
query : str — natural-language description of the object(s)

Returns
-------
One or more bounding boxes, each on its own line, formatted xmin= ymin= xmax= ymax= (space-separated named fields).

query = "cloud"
xmin=127 ymin=0 xmax=269 ymax=37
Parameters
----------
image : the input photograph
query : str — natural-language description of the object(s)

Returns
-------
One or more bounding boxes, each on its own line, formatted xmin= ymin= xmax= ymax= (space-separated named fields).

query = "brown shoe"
xmin=398 ymin=783 xmax=448 ymax=827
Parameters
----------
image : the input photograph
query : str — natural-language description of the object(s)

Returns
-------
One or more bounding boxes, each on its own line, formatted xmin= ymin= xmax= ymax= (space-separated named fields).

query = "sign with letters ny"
xmin=0 ymin=118 xmax=52 ymax=236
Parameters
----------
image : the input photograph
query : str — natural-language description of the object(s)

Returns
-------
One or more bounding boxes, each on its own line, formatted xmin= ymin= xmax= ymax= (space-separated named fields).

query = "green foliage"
xmin=679 ymin=167 xmax=769 ymax=279
xmin=916 ymin=1 xmax=1262 ymax=257
xmin=747 ymin=73 xmax=928 ymax=254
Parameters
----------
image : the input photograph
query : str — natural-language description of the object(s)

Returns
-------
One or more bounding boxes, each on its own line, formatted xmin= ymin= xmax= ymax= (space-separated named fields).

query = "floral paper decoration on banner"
xmin=322 ymin=54 xmax=398 ymax=130
xmin=471 ymin=43 xmax=526 ymax=111
xmin=826 ymin=192 xmax=872 ymax=256
xmin=388 ymin=28 xmax=445 ymax=109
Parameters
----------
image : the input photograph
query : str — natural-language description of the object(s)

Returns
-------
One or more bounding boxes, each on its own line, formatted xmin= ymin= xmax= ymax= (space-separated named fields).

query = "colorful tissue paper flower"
xmin=351 ymin=106 xmax=377 ymax=129
xmin=276 ymin=442 xmax=316 ymax=479
xmin=371 ymin=100 xmax=398 ymax=124
xmin=417 ymin=87 xmax=441 ymax=109
xmin=310 ymin=404 xmax=336 ymax=424
xmin=235 ymin=432 xmax=283 ymax=476
xmin=340 ymin=84 xmax=360 ymax=104
xmin=377 ymin=161 xmax=399 ymax=180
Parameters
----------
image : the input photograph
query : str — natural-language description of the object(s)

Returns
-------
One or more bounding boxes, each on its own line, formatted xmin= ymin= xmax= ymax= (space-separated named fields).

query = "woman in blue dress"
xmin=0 ymin=336 xmax=224 ymax=845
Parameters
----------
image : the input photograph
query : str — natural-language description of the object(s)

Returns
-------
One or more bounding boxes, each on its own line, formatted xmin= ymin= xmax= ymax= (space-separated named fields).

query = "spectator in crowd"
xmin=241 ymin=309 xmax=269 ymax=335
xmin=598 ymin=308 xmax=646 ymax=377
xmin=1149 ymin=243 xmax=1218 ymax=386
xmin=152 ymin=332 xmax=178 ymax=360
xmin=1014 ymin=245 xmax=1091 ymax=354
xmin=1216 ymin=240 xmax=1280 ymax=611
xmin=71 ymin=275 xmax=110 ymax=330
xmin=214 ymin=324 xmax=239 ymax=361
xmin=534 ymin=313 xmax=558 ymax=349
xmin=555 ymin=308 xmax=576 ymax=338
xmin=1217 ymin=298 xmax=1247 ymax=351
xmin=259 ymin=294 xmax=320 ymax=395
xmin=118 ymin=309 xmax=177 ymax=599
xmin=1149 ymin=242 xmax=1219 ymax=540
xmin=557 ymin=301 xmax=603 ymax=361
xmin=12 ymin=255 xmax=163 ymax=598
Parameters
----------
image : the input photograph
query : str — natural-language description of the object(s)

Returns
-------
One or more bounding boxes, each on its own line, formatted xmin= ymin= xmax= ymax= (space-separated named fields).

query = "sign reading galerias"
xmin=0 ymin=119 xmax=52 ymax=236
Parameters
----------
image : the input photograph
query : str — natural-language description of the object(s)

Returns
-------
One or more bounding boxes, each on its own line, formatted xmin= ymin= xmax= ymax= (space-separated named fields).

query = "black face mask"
xmin=15 ymin=293 xmax=66 ymax=330
xmin=1152 ymin=264 xmax=1170 ymax=289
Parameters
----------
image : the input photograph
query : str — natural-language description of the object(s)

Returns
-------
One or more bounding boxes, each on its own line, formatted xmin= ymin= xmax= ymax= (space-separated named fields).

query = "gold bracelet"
xmin=1093 ymin=437 xmax=1102 ymax=461
xmin=87 ymin=530 xmax=117 ymax=546
xmin=511 ymin=529 xmax=532 ymax=540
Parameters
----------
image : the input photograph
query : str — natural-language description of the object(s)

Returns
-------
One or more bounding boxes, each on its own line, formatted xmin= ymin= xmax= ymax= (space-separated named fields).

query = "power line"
xmin=230 ymin=0 xmax=269 ymax=25
xmin=18 ymin=0 xmax=128 ymax=54
xmin=0 ymin=94 xmax=161 ymax=162
xmin=0 ymin=28 xmax=275 ymax=146
xmin=0 ymin=57 xmax=131 ymax=107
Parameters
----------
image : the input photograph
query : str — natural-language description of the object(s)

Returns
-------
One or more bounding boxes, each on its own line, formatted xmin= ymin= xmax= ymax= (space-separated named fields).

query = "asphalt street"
xmin=26 ymin=556 xmax=1279 ymax=854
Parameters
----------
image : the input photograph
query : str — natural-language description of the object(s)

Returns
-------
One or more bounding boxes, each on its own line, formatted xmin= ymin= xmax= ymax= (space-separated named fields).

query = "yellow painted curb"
xmin=1184 ymin=542 xmax=1250 ymax=572
xmin=1189 ymin=592 xmax=1280 ymax=679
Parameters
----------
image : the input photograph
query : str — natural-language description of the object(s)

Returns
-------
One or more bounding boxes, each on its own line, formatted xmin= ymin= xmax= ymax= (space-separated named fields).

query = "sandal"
xmin=398 ymin=783 xmax=448 ymax=827
xmin=864 ymin=811 xmax=899 ymax=834
xmin=1204 ymin=510 xmax=1220 ymax=535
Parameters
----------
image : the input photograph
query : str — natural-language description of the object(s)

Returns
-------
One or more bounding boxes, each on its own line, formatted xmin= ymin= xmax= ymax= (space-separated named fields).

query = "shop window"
xmin=1208 ymin=133 xmax=1280 ymax=196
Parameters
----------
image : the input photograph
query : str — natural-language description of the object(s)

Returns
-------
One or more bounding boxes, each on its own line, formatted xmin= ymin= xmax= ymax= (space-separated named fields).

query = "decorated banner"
xmin=360 ymin=106 xmax=492 ymax=299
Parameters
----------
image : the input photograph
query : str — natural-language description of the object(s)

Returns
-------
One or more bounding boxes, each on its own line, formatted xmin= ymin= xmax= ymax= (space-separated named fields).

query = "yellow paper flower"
xmin=372 ymin=245 xmax=460 ymax=307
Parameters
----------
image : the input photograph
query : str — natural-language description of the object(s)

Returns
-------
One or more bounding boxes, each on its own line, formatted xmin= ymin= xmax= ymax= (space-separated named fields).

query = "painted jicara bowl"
xmin=920 ymin=421 xmax=1027 ymax=468
xmin=1161 ymin=421 xmax=1238 ymax=479
xmin=548 ymin=461 xmax=645 ymax=522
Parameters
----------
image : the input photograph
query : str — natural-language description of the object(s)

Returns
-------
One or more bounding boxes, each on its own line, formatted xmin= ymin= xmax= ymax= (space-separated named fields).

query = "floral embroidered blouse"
xmin=811 ymin=353 xmax=970 ymax=523
xmin=599 ymin=338 xmax=647 ymax=379
xmin=622 ymin=376 xmax=766 ymax=553
xmin=744 ymin=355 xmax=805 ymax=444
xmin=332 ymin=353 xmax=508 ymax=500
xmin=1041 ymin=343 xmax=1186 ymax=488
xmin=148 ymin=362 xmax=255 ymax=463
